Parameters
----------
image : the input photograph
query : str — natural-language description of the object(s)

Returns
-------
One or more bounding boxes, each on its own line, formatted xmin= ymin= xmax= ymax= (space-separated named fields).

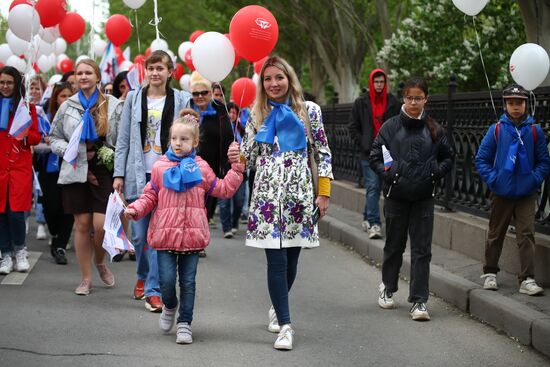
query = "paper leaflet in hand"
xmin=382 ymin=145 xmax=394 ymax=171
xmin=63 ymin=120 xmax=84 ymax=169
xmin=102 ymin=191 xmax=134 ymax=261
xmin=8 ymin=100 xmax=31 ymax=140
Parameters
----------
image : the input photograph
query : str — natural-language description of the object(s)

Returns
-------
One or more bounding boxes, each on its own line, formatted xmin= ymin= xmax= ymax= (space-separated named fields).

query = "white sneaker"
xmin=361 ymin=220 xmax=369 ymax=232
xmin=519 ymin=278 xmax=544 ymax=296
xmin=274 ymin=324 xmax=294 ymax=350
xmin=410 ymin=302 xmax=430 ymax=321
xmin=378 ymin=283 xmax=396 ymax=309
xmin=481 ymin=273 xmax=498 ymax=290
xmin=223 ymin=231 xmax=234 ymax=239
xmin=0 ymin=256 xmax=14 ymax=275
xmin=231 ymin=228 xmax=238 ymax=235
xmin=369 ymin=224 xmax=382 ymax=239
xmin=14 ymin=249 xmax=30 ymax=272
xmin=268 ymin=306 xmax=281 ymax=333
xmin=159 ymin=306 xmax=177 ymax=332
xmin=36 ymin=224 xmax=47 ymax=240
xmin=176 ymin=322 xmax=193 ymax=344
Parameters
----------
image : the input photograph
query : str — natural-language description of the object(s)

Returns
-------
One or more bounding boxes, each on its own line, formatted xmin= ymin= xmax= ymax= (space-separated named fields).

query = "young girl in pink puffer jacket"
xmin=124 ymin=114 xmax=244 ymax=345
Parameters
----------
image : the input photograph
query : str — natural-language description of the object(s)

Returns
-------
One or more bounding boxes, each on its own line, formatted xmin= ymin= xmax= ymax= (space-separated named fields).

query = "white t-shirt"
xmin=143 ymin=96 xmax=166 ymax=173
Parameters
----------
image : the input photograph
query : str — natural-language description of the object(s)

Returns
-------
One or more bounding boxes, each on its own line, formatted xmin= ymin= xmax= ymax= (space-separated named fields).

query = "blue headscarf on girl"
xmin=163 ymin=147 xmax=203 ymax=192
xmin=255 ymin=99 xmax=307 ymax=152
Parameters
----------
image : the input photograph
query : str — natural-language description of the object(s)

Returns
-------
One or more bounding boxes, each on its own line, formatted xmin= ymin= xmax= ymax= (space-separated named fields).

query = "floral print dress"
xmin=241 ymin=101 xmax=333 ymax=249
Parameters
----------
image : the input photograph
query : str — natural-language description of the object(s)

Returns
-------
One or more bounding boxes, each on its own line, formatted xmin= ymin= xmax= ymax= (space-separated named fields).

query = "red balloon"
xmin=105 ymin=14 xmax=132 ymax=47
xmin=134 ymin=54 xmax=146 ymax=64
xmin=253 ymin=55 xmax=269 ymax=75
xmin=59 ymin=58 xmax=74 ymax=73
xmin=229 ymin=5 xmax=279 ymax=62
xmin=36 ymin=0 xmax=67 ymax=28
xmin=231 ymin=78 xmax=256 ymax=109
xmin=184 ymin=48 xmax=195 ymax=71
xmin=173 ymin=63 xmax=185 ymax=80
xmin=189 ymin=30 xmax=205 ymax=43
xmin=145 ymin=47 xmax=151 ymax=57
xmin=59 ymin=12 xmax=86 ymax=44
xmin=9 ymin=0 xmax=31 ymax=11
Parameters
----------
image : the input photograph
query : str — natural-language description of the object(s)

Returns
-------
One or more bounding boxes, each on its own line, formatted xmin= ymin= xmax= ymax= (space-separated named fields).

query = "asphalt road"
xmin=1 ymin=223 xmax=549 ymax=367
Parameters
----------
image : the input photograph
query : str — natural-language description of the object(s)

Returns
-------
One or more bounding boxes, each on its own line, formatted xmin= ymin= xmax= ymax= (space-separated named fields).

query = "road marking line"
xmin=1 ymin=251 xmax=42 ymax=285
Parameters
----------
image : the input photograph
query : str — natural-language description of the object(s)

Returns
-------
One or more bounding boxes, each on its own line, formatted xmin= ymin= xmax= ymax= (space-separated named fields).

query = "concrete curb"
xmin=320 ymin=215 xmax=550 ymax=358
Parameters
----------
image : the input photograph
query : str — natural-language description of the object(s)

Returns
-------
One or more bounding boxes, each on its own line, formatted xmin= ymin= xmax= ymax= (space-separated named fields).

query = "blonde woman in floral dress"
xmin=241 ymin=56 xmax=333 ymax=350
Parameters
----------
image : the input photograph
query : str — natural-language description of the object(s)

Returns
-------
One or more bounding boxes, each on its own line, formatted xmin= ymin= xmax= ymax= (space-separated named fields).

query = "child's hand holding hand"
xmin=227 ymin=142 xmax=241 ymax=163
xmin=124 ymin=208 xmax=137 ymax=219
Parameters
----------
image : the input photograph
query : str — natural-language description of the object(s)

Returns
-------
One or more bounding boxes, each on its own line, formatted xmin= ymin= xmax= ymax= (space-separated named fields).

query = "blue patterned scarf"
xmin=163 ymin=148 xmax=203 ymax=192
xmin=0 ymin=97 xmax=13 ymax=131
xmin=193 ymin=102 xmax=217 ymax=124
xmin=78 ymin=89 xmax=99 ymax=142
xmin=500 ymin=114 xmax=533 ymax=174
xmin=255 ymin=100 xmax=306 ymax=152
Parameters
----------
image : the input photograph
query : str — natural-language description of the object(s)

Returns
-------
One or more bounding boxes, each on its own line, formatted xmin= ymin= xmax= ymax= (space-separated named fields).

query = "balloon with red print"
xmin=105 ymin=14 xmax=132 ymax=47
xmin=231 ymin=78 xmax=256 ymax=109
xmin=36 ymin=0 xmax=67 ymax=28
xmin=184 ymin=48 xmax=195 ymax=71
xmin=229 ymin=5 xmax=278 ymax=62
xmin=59 ymin=12 xmax=86 ymax=44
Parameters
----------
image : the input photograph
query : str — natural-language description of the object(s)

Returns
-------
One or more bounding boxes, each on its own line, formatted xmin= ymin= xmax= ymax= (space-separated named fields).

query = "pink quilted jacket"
xmin=127 ymin=155 xmax=244 ymax=252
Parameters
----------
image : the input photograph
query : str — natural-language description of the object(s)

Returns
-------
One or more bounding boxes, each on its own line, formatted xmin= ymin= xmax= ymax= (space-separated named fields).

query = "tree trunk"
xmin=517 ymin=0 xmax=550 ymax=86
xmin=309 ymin=50 xmax=326 ymax=105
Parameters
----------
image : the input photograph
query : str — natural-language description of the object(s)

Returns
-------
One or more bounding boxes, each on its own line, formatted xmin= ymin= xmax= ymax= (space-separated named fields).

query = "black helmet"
xmin=502 ymin=84 xmax=529 ymax=100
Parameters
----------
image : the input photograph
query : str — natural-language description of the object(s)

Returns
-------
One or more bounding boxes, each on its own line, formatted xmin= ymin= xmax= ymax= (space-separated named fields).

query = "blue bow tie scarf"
xmin=78 ymin=89 xmax=100 ymax=142
xmin=500 ymin=115 xmax=533 ymax=174
xmin=163 ymin=148 xmax=203 ymax=192
xmin=254 ymin=100 xmax=307 ymax=152
xmin=193 ymin=102 xmax=217 ymax=124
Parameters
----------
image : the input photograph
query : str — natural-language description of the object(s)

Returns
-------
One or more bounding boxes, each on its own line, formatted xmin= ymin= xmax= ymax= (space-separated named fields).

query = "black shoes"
xmin=51 ymin=247 xmax=68 ymax=265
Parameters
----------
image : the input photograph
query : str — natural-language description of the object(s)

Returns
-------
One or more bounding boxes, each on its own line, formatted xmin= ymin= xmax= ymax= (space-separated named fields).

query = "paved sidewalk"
xmin=321 ymin=204 xmax=550 ymax=358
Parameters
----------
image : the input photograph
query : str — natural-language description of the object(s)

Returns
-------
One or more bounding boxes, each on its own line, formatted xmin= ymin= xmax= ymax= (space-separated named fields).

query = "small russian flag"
xmin=8 ymin=101 xmax=32 ymax=140
xmin=382 ymin=145 xmax=394 ymax=171
xmin=63 ymin=120 xmax=84 ymax=170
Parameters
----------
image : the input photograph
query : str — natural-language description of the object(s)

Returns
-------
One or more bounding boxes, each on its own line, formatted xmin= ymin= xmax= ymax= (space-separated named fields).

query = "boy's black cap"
xmin=502 ymin=84 xmax=529 ymax=100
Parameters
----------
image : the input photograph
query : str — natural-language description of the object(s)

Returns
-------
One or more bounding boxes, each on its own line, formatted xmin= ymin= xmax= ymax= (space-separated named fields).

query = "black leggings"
xmin=39 ymin=171 xmax=74 ymax=250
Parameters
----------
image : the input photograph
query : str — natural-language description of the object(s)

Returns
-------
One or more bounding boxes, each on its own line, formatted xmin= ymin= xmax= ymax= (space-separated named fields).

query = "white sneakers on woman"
xmin=268 ymin=306 xmax=281 ymax=333
xmin=274 ymin=324 xmax=294 ymax=350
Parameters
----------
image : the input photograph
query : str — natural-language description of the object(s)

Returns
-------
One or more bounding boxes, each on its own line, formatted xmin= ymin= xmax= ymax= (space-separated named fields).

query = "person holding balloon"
xmin=113 ymin=50 xmax=192 ymax=311
xmin=240 ymin=56 xmax=333 ymax=350
xmin=476 ymin=84 xmax=550 ymax=296
xmin=49 ymin=59 xmax=123 ymax=295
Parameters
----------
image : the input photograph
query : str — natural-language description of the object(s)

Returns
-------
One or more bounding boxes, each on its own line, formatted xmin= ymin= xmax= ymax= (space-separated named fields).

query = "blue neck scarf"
xmin=255 ymin=100 xmax=307 ymax=152
xmin=0 ymin=97 xmax=13 ymax=131
xmin=500 ymin=114 xmax=533 ymax=174
xmin=163 ymin=148 xmax=203 ymax=192
xmin=78 ymin=89 xmax=100 ymax=142
xmin=192 ymin=102 xmax=217 ymax=124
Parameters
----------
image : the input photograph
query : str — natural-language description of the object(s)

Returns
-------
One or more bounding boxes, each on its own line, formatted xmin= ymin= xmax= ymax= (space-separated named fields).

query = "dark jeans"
xmin=382 ymin=198 xmax=434 ymax=303
xmin=484 ymin=194 xmax=536 ymax=282
xmin=39 ymin=171 xmax=74 ymax=250
xmin=218 ymin=181 xmax=246 ymax=232
xmin=361 ymin=159 xmax=381 ymax=225
xmin=0 ymin=199 xmax=26 ymax=256
xmin=157 ymin=250 xmax=199 ymax=324
xmin=265 ymin=247 xmax=301 ymax=325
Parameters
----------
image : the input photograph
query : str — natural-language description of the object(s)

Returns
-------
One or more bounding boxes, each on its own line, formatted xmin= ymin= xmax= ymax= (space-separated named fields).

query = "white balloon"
xmin=48 ymin=74 xmax=62 ymax=85
xmin=179 ymin=74 xmax=191 ymax=91
xmin=37 ymin=54 xmax=54 ymax=72
xmin=452 ymin=0 xmax=489 ymax=16
xmin=123 ymin=0 xmax=146 ymax=9
xmin=510 ymin=43 xmax=550 ymax=91
xmin=36 ymin=36 xmax=54 ymax=56
xmin=0 ymin=44 xmax=13 ymax=64
xmin=54 ymin=38 xmax=67 ymax=55
xmin=119 ymin=60 xmax=134 ymax=71
xmin=6 ymin=54 xmax=27 ymax=73
xmin=93 ymin=39 xmax=108 ymax=57
xmin=252 ymin=73 xmax=260 ymax=86
xmin=6 ymin=30 xmax=29 ymax=56
xmin=178 ymin=41 xmax=193 ymax=61
xmin=40 ymin=26 xmax=59 ymax=43
xmin=150 ymin=38 xmax=168 ymax=52
xmin=166 ymin=49 xmax=175 ymax=62
xmin=8 ymin=4 xmax=41 ymax=42
xmin=76 ymin=55 xmax=92 ymax=64
xmin=191 ymin=32 xmax=235 ymax=82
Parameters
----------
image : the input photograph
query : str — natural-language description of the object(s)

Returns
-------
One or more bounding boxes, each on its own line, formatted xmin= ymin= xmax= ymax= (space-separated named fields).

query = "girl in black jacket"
xmin=369 ymin=77 xmax=454 ymax=321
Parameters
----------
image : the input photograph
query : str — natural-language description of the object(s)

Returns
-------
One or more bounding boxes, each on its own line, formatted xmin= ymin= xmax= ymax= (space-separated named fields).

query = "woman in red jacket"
xmin=0 ymin=66 xmax=41 ymax=275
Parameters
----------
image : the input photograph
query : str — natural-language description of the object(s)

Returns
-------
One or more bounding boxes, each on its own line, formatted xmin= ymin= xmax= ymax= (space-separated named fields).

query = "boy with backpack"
xmin=475 ymin=84 xmax=550 ymax=295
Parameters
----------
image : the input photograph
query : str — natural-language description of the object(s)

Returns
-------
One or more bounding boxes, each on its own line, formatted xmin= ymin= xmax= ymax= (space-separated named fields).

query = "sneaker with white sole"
xmin=36 ymin=224 xmax=47 ymax=240
xmin=369 ymin=224 xmax=382 ymax=239
xmin=519 ymin=278 xmax=544 ymax=296
xmin=223 ymin=231 xmax=233 ymax=239
xmin=176 ymin=322 xmax=193 ymax=344
xmin=378 ymin=283 xmax=396 ymax=309
xmin=481 ymin=273 xmax=498 ymax=290
xmin=14 ymin=249 xmax=30 ymax=272
xmin=268 ymin=306 xmax=281 ymax=333
xmin=159 ymin=306 xmax=177 ymax=332
xmin=274 ymin=324 xmax=294 ymax=350
xmin=361 ymin=220 xmax=369 ymax=232
xmin=410 ymin=302 xmax=430 ymax=321
xmin=0 ymin=256 xmax=14 ymax=275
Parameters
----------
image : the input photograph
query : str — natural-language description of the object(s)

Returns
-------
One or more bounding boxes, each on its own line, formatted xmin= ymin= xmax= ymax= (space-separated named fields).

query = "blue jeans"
xmin=265 ymin=247 xmax=301 ymax=325
xmin=129 ymin=200 xmax=161 ymax=297
xmin=218 ymin=181 xmax=246 ymax=232
xmin=35 ymin=203 xmax=46 ymax=224
xmin=157 ymin=251 xmax=199 ymax=324
xmin=361 ymin=159 xmax=381 ymax=225
xmin=0 ymin=199 xmax=26 ymax=256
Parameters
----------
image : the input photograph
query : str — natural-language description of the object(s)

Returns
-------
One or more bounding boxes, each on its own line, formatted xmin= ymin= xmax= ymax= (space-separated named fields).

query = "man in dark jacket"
xmin=475 ymin=84 xmax=550 ymax=296
xmin=348 ymin=68 xmax=400 ymax=239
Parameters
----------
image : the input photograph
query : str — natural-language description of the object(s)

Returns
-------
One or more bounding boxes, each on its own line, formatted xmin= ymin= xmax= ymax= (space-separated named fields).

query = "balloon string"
xmin=217 ymin=85 xmax=237 ymax=142
xmin=235 ymin=63 xmax=253 ymax=132
xmin=152 ymin=0 xmax=160 ymax=42
xmin=530 ymin=91 xmax=537 ymax=116
xmin=134 ymin=10 xmax=141 ymax=54
xmin=472 ymin=17 xmax=497 ymax=121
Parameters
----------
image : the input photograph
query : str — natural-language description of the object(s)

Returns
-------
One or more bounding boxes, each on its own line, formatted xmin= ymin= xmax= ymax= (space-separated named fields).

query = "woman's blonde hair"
xmin=169 ymin=113 xmax=200 ymax=145
xmin=190 ymin=79 xmax=212 ymax=92
xmin=251 ymin=56 xmax=307 ymax=131
xmin=75 ymin=58 xmax=109 ymax=137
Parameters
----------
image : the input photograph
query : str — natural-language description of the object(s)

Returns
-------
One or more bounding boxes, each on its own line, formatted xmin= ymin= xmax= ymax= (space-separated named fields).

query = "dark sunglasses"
xmin=192 ymin=90 xmax=210 ymax=97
